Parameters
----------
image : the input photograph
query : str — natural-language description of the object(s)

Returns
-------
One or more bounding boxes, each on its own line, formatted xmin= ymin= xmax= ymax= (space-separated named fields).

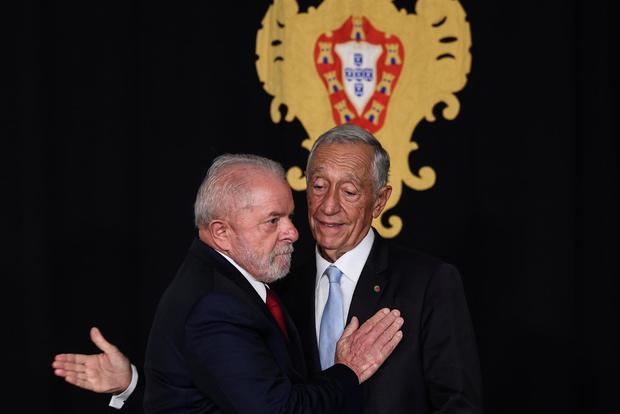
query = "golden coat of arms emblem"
xmin=256 ymin=0 xmax=471 ymax=237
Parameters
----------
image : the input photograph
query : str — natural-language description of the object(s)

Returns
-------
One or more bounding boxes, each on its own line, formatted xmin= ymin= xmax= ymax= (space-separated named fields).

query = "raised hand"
xmin=335 ymin=308 xmax=404 ymax=383
xmin=52 ymin=327 xmax=132 ymax=394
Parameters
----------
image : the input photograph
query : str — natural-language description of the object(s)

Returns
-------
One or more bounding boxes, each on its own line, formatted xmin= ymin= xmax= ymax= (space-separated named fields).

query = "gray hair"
xmin=194 ymin=154 xmax=285 ymax=227
xmin=306 ymin=124 xmax=390 ymax=192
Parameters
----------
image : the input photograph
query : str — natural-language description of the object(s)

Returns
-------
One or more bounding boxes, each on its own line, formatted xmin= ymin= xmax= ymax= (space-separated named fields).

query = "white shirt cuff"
xmin=109 ymin=364 xmax=138 ymax=409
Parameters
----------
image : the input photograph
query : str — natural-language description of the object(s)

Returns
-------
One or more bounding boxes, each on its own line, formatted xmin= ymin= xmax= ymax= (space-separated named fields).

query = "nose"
xmin=281 ymin=217 xmax=299 ymax=243
xmin=320 ymin=187 xmax=341 ymax=215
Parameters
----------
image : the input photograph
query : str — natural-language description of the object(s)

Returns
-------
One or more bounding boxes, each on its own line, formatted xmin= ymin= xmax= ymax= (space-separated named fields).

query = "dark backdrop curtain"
xmin=13 ymin=1 xmax=617 ymax=413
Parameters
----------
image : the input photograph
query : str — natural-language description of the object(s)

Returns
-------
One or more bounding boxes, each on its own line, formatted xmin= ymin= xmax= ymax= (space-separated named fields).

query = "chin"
xmin=264 ymin=267 xmax=290 ymax=283
xmin=316 ymin=236 xmax=345 ymax=250
xmin=263 ymin=256 xmax=292 ymax=283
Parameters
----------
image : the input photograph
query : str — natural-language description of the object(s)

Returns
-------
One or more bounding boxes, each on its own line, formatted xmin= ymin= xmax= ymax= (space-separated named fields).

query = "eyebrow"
xmin=309 ymin=169 xmax=363 ymax=186
xmin=264 ymin=209 xmax=294 ymax=218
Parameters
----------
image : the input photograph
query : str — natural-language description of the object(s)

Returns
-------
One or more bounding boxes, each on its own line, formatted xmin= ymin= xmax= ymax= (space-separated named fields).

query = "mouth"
xmin=316 ymin=219 xmax=344 ymax=230
xmin=271 ymin=247 xmax=293 ymax=269
xmin=274 ymin=245 xmax=294 ymax=256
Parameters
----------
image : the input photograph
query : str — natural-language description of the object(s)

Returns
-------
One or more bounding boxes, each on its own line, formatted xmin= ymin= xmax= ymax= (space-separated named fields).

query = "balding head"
xmin=194 ymin=154 xmax=298 ymax=283
xmin=307 ymin=124 xmax=390 ymax=195
xmin=194 ymin=154 xmax=286 ymax=227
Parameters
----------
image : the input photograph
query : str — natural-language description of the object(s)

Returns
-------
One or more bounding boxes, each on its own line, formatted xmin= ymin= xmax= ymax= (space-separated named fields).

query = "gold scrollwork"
xmin=256 ymin=0 xmax=471 ymax=237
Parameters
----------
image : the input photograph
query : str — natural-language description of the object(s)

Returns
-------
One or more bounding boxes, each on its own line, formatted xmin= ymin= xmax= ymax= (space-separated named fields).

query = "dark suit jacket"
xmin=276 ymin=232 xmax=482 ymax=414
xmin=143 ymin=238 xmax=360 ymax=414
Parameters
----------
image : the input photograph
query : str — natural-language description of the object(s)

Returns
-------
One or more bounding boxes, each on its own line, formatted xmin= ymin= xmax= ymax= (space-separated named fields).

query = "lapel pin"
xmin=373 ymin=285 xmax=381 ymax=293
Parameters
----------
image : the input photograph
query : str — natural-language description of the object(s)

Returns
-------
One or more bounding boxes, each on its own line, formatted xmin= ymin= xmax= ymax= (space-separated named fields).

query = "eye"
xmin=268 ymin=217 xmax=280 ymax=225
xmin=342 ymin=185 xmax=359 ymax=198
xmin=310 ymin=178 xmax=328 ymax=193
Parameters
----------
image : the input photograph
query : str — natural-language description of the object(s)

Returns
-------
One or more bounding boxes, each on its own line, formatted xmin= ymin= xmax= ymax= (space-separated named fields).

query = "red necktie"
xmin=266 ymin=289 xmax=289 ymax=339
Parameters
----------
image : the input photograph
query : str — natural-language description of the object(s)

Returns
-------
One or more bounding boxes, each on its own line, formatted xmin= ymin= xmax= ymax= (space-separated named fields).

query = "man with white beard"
xmin=52 ymin=153 xmax=404 ymax=414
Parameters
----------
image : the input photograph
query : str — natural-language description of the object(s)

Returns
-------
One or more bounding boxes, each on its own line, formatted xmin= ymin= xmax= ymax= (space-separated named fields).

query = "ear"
xmin=372 ymin=185 xmax=392 ymax=218
xmin=199 ymin=220 xmax=232 ymax=252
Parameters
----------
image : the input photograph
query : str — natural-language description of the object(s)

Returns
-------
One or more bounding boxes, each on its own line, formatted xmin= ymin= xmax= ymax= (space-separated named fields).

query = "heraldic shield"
xmin=314 ymin=16 xmax=404 ymax=133
xmin=256 ymin=0 xmax=472 ymax=238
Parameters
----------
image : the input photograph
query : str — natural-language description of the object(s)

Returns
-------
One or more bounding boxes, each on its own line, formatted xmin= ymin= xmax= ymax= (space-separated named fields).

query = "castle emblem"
xmin=256 ymin=0 xmax=472 ymax=237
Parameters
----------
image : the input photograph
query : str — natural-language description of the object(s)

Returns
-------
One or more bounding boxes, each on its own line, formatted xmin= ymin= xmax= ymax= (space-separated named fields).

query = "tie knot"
xmin=324 ymin=265 xmax=343 ymax=284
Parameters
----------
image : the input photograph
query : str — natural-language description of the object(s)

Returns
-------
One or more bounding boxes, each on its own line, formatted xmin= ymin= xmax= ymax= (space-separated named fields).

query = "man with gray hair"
xmin=53 ymin=125 xmax=481 ymax=413
xmin=278 ymin=124 xmax=483 ymax=413
xmin=143 ymin=153 xmax=404 ymax=413
xmin=54 ymin=153 xmax=404 ymax=413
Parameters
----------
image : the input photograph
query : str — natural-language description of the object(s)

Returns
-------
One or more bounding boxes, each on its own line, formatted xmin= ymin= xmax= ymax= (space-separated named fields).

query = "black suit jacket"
xmin=143 ymin=238 xmax=360 ymax=414
xmin=277 ymin=232 xmax=482 ymax=414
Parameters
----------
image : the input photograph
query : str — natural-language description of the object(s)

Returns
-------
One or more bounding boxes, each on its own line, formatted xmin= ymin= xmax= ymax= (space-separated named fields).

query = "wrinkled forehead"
xmin=308 ymin=142 xmax=374 ymax=179
xmin=250 ymin=174 xmax=293 ymax=202
xmin=224 ymin=166 xmax=288 ymax=202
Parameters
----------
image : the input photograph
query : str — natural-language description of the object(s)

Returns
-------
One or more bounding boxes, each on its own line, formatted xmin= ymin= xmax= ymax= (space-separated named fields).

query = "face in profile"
xmin=306 ymin=142 xmax=391 ymax=262
xmin=227 ymin=171 xmax=299 ymax=282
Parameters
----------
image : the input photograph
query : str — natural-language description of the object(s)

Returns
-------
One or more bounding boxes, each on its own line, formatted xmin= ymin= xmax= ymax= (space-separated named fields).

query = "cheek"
xmin=345 ymin=202 xmax=372 ymax=224
xmin=307 ymin=197 xmax=320 ymax=215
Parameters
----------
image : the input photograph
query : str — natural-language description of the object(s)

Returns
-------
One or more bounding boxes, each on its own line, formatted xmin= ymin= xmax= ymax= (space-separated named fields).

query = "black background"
xmin=13 ymin=1 xmax=617 ymax=413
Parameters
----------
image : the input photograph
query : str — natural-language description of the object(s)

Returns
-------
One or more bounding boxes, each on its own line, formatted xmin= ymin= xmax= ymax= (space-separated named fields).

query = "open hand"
xmin=335 ymin=308 xmax=404 ymax=383
xmin=52 ymin=327 xmax=132 ymax=394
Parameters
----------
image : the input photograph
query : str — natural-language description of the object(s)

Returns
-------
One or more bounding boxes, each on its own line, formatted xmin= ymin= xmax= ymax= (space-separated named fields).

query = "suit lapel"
xmin=301 ymin=233 xmax=392 ymax=371
xmin=299 ymin=233 xmax=392 ymax=370
xmin=276 ymin=261 xmax=323 ymax=374
xmin=191 ymin=239 xmax=278 ymax=333
xmin=346 ymin=232 xmax=390 ymax=324
xmin=279 ymin=296 xmax=308 ymax=376
xmin=192 ymin=238 xmax=310 ymax=380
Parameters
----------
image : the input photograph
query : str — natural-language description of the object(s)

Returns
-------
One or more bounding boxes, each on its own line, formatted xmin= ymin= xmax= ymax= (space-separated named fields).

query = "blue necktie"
xmin=319 ymin=265 xmax=344 ymax=370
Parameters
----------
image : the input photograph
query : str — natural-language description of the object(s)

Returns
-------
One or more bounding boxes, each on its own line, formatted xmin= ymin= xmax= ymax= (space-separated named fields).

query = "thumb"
xmin=340 ymin=316 xmax=359 ymax=340
xmin=90 ymin=326 xmax=118 ymax=354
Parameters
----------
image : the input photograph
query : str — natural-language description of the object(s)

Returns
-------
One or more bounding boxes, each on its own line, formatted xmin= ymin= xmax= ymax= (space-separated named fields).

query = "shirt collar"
xmin=218 ymin=251 xmax=267 ymax=303
xmin=315 ymin=228 xmax=375 ymax=286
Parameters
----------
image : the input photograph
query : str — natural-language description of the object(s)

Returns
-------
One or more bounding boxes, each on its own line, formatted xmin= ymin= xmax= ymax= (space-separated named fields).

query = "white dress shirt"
xmin=314 ymin=229 xmax=375 ymax=340
xmin=109 ymin=364 xmax=139 ymax=409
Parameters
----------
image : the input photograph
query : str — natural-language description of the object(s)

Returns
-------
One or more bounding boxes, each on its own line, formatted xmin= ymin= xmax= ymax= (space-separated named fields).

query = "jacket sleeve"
xmin=183 ymin=292 xmax=360 ymax=414
xmin=421 ymin=263 xmax=483 ymax=413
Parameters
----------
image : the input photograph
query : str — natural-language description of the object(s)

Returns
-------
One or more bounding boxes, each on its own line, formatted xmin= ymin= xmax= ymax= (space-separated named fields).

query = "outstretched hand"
xmin=52 ymin=327 xmax=132 ymax=394
xmin=335 ymin=308 xmax=404 ymax=383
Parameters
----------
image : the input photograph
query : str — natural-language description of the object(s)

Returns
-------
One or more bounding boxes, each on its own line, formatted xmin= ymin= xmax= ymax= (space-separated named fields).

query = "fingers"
xmin=332 ymin=309 xmax=405 ymax=384
xmin=53 ymin=353 xmax=76 ymax=363
xmin=354 ymin=309 xmax=400 ymax=350
xmin=52 ymin=358 xmax=86 ymax=373
xmin=52 ymin=352 xmax=97 ymax=373
xmin=90 ymin=327 xmax=118 ymax=354
xmin=377 ymin=316 xmax=404 ymax=348
xmin=355 ymin=325 xmax=403 ymax=384
xmin=54 ymin=361 xmax=100 ymax=392
xmin=53 ymin=366 xmax=94 ymax=390
xmin=62 ymin=373 xmax=96 ymax=392
xmin=54 ymin=352 xmax=94 ymax=366
xmin=356 ymin=311 xmax=404 ymax=365
xmin=380 ymin=329 xmax=403 ymax=359
xmin=356 ymin=308 xmax=391 ymax=335
xmin=340 ymin=316 xmax=359 ymax=340
xmin=53 ymin=367 xmax=69 ymax=378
